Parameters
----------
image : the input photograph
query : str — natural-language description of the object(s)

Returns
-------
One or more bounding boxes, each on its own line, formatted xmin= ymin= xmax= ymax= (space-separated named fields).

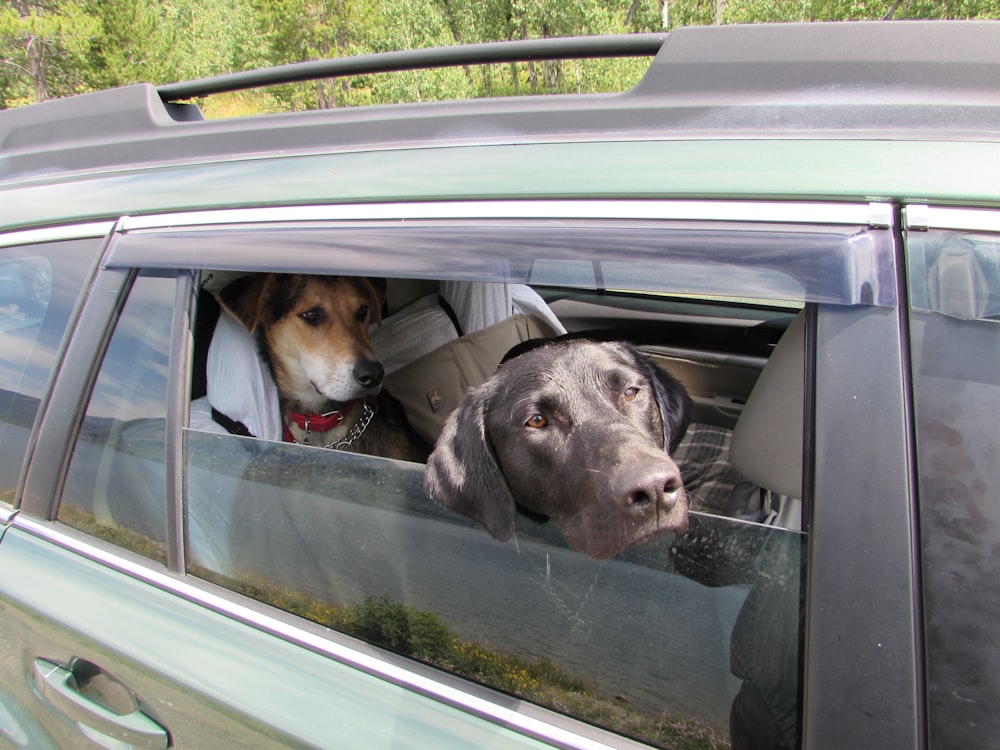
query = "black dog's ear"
xmin=424 ymin=385 xmax=518 ymax=542
xmin=638 ymin=351 xmax=693 ymax=453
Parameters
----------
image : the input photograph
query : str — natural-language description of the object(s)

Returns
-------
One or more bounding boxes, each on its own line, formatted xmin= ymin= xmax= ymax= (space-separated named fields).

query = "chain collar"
xmin=286 ymin=399 xmax=378 ymax=450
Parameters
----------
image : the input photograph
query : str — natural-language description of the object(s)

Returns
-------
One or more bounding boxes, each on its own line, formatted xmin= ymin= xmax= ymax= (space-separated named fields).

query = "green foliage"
xmin=3 ymin=1 xmax=998 ymax=109
xmin=163 ymin=0 xmax=269 ymax=81
xmin=198 ymin=567 xmax=729 ymax=750
xmin=0 ymin=0 xmax=98 ymax=105
xmin=81 ymin=0 xmax=180 ymax=90
xmin=347 ymin=595 xmax=457 ymax=662
xmin=252 ymin=0 xmax=382 ymax=108
xmin=58 ymin=504 xmax=168 ymax=564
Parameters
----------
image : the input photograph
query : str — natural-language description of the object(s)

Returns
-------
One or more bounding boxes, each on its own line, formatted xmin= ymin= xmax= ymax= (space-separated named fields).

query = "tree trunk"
xmin=714 ymin=0 xmax=726 ymax=25
xmin=27 ymin=37 xmax=49 ymax=102
xmin=12 ymin=0 xmax=49 ymax=102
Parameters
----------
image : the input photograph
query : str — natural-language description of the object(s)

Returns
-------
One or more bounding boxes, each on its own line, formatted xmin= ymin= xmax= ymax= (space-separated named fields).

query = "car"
xmin=1 ymin=19 xmax=998 ymax=750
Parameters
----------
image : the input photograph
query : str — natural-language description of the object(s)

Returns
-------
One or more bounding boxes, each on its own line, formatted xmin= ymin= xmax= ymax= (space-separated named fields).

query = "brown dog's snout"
xmin=353 ymin=358 xmax=385 ymax=389
xmin=616 ymin=463 xmax=683 ymax=512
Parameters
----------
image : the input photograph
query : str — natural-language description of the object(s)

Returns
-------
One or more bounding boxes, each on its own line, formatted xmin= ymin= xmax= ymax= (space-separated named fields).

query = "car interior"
xmin=170 ymin=271 xmax=806 ymax=738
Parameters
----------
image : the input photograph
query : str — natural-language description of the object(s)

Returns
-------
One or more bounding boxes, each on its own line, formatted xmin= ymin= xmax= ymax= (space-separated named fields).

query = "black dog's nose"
xmin=619 ymin=466 xmax=682 ymax=511
xmin=353 ymin=359 xmax=385 ymax=389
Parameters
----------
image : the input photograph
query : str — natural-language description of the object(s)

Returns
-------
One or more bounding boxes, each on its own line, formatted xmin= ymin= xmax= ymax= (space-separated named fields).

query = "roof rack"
xmin=157 ymin=33 xmax=668 ymax=102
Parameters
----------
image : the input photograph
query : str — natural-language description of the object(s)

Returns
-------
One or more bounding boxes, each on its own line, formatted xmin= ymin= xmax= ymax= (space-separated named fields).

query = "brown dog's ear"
xmin=424 ymin=385 xmax=518 ymax=542
xmin=352 ymin=277 xmax=386 ymax=326
xmin=366 ymin=277 xmax=388 ymax=305
xmin=218 ymin=274 xmax=272 ymax=333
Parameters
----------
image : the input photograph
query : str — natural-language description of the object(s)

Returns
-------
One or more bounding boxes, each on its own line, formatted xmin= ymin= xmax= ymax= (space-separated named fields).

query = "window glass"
xmin=181 ymin=236 xmax=820 ymax=748
xmin=907 ymin=228 xmax=1000 ymax=747
xmin=186 ymin=431 xmax=803 ymax=749
xmin=59 ymin=273 xmax=177 ymax=563
xmin=0 ymin=240 xmax=99 ymax=505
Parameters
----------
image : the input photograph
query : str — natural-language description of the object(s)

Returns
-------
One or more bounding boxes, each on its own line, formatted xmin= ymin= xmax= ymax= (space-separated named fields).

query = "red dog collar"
xmin=285 ymin=400 xmax=359 ymax=433
xmin=283 ymin=395 xmax=379 ymax=442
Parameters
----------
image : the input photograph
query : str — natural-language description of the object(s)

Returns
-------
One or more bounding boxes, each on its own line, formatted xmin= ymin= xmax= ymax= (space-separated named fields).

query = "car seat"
xmin=713 ymin=310 xmax=806 ymax=750
xmin=729 ymin=310 xmax=806 ymax=531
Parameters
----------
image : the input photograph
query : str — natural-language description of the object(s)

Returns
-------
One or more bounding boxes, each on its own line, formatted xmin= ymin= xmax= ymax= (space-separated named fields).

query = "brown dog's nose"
xmin=353 ymin=359 xmax=385 ymax=389
xmin=618 ymin=465 xmax=683 ymax=511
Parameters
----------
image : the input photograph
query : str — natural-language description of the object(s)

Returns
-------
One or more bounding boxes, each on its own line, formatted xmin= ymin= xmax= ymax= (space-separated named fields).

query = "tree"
xmin=364 ymin=0 xmax=473 ymax=104
xmin=0 ymin=0 xmax=97 ymax=105
xmin=81 ymin=0 xmax=180 ymax=90
xmin=253 ymin=0 xmax=380 ymax=109
xmin=163 ymin=0 xmax=267 ymax=82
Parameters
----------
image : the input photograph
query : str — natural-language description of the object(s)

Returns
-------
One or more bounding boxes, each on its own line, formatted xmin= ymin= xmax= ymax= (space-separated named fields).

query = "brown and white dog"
xmin=218 ymin=273 xmax=428 ymax=462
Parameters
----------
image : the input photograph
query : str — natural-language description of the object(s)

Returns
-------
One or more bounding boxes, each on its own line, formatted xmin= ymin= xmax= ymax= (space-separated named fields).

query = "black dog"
xmin=424 ymin=338 xmax=692 ymax=559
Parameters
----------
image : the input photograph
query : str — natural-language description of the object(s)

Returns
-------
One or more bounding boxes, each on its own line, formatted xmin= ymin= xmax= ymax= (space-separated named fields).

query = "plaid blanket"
xmin=674 ymin=422 xmax=764 ymax=522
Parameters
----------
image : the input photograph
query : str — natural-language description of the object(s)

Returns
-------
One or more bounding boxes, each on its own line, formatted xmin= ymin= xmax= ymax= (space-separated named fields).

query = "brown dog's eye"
xmin=299 ymin=308 xmax=324 ymax=325
xmin=624 ymin=386 xmax=640 ymax=401
xmin=355 ymin=304 xmax=369 ymax=322
xmin=525 ymin=414 xmax=548 ymax=429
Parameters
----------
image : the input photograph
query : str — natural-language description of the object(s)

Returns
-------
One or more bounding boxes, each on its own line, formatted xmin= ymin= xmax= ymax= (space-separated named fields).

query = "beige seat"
xmin=730 ymin=311 xmax=806 ymax=529
xmin=384 ymin=313 xmax=562 ymax=445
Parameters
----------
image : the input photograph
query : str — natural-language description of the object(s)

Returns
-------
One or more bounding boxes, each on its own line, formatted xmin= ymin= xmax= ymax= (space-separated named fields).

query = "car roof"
xmin=3 ymin=21 xmax=999 ymax=186
xmin=2 ymin=20 xmax=1000 ymax=233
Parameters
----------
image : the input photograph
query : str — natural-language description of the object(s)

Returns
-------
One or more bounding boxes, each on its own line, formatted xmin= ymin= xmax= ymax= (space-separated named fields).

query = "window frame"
xmin=15 ymin=201 xmax=928 ymax=750
xmin=20 ymin=265 xmax=139 ymax=519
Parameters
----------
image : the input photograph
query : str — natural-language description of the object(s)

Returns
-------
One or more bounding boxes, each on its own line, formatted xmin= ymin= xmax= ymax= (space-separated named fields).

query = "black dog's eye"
xmin=299 ymin=307 xmax=324 ymax=325
xmin=525 ymin=414 xmax=548 ymax=429
xmin=355 ymin=304 xmax=370 ymax=323
xmin=623 ymin=386 xmax=640 ymax=401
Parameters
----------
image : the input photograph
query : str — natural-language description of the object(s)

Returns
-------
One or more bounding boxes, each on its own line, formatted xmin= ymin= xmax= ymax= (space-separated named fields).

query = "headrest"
xmin=730 ymin=312 xmax=805 ymax=499
xmin=206 ymin=313 xmax=283 ymax=442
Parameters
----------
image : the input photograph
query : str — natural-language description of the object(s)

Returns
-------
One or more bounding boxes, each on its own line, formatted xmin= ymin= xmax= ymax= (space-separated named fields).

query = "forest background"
xmin=2 ymin=0 xmax=998 ymax=114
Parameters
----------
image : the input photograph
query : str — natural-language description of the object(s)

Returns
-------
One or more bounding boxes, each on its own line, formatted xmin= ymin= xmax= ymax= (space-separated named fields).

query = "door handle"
xmin=33 ymin=657 xmax=169 ymax=749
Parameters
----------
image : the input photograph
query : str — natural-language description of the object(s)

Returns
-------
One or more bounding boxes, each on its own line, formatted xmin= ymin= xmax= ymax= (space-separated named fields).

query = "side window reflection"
xmin=60 ymin=274 xmax=176 ymax=562
xmin=186 ymin=429 xmax=802 ymax=749
xmin=0 ymin=241 xmax=99 ymax=503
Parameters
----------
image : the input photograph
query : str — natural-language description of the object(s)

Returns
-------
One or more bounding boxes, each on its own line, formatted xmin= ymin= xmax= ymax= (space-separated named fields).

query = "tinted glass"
xmin=908 ymin=227 xmax=1000 ymax=747
xmin=117 ymin=209 xmax=900 ymax=747
xmin=186 ymin=430 xmax=803 ymax=748
xmin=176 ymin=217 xmax=832 ymax=748
xmin=112 ymin=219 xmax=896 ymax=308
xmin=0 ymin=239 xmax=99 ymax=504
xmin=60 ymin=273 xmax=177 ymax=562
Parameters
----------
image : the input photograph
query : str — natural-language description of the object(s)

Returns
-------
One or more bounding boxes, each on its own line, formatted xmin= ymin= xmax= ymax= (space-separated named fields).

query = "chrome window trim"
xmin=120 ymin=200 xmax=886 ymax=232
xmin=0 ymin=221 xmax=115 ymax=248
xmin=10 ymin=513 xmax=629 ymax=750
xmin=906 ymin=205 xmax=1000 ymax=233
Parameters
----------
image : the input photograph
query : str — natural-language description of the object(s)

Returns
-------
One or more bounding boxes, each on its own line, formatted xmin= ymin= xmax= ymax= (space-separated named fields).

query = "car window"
xmin=906 ymin=223 xmax=1000 ymax=747
xmin=0 ymin=239 xmax=100 ymax=506
xmin=186 ymin=430 xmax=802 ymax=749
xmin=59 ymin=272 xmax=177 ymax=563
xmin=96 ymin=209 xmax=895 ymax=748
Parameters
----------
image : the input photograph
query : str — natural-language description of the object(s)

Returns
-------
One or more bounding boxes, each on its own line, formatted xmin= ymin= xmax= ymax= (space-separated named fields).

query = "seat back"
xmin=730 ymin=312 xmax=806 ymax=502
xmin=384 ymin=313 xmax=562 ymax=445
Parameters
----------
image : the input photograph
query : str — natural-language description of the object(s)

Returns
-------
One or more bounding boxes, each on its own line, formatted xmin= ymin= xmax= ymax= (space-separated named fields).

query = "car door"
xmin=2 ymin=199 xmax=922 ymax=750
xmin=1 ymin=226 xmax=567 ymax=750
